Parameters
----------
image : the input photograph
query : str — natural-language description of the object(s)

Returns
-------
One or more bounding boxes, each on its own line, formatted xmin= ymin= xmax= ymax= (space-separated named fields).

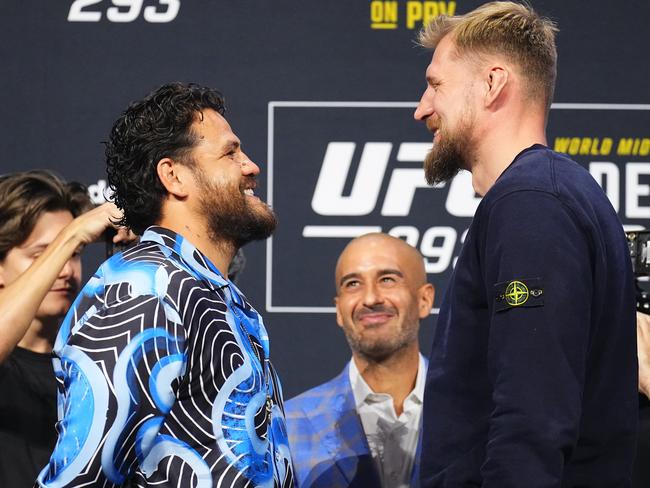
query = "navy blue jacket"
xmin=420 ymin=145 xmax=637 ymax=487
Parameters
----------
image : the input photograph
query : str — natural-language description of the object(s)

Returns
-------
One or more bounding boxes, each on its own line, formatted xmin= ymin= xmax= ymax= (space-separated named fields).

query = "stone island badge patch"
xmin=505 ymin=280 xmax=528 ymax=306
xmin=494 ymin=278 xmax=544 ymax=312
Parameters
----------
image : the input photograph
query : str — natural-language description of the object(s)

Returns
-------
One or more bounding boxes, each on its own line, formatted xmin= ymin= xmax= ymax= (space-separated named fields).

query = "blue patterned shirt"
xmin=37 ymin=227 xmax=294 ymax=487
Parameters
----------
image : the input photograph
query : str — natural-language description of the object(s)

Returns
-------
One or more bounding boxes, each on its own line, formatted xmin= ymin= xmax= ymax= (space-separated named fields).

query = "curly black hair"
xmin=105 ymin=82 xmax=226 ymax=235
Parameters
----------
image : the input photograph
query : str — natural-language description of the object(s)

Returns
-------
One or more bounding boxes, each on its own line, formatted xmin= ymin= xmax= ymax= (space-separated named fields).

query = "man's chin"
xmin=235 ymin=208 xmax=277 ymax=245
xmin=352 ymin=335 xmax=403 ymax=359
xmin=424 ymin=146 xmax=465 ymax=185
xmin=424 ymin=160 xmax=459 ymax=185
xmin=357 ymin=346 xmax=399 ymax=362
xmin=250 ymin=204 xmax=278 ymax=233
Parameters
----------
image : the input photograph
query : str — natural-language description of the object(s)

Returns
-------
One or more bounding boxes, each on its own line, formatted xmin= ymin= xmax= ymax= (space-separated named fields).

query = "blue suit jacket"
xmin=285 ymin=362 xmax=423 ymax=488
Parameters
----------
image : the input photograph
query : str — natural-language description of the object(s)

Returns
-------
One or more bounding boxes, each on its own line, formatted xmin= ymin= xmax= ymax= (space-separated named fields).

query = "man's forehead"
xmin=192 ymin=109 xmax=240 ymax=146
xmin=338 ymin=254 xmax=404 ymax=276
xmin=194 ymin=108 xmax=230 ymax=131
xmin=427 ymin=37 xmax=456 ymax=72
xmin=336 ymin=237 xmax=422 ymax=278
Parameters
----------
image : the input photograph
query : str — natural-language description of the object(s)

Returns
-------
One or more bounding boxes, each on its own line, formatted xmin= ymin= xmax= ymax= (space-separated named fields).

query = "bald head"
xmin=334 ymin=232 xmax=434 ymax=362
xmin=335 ymin=233 xmax=427 ymax=293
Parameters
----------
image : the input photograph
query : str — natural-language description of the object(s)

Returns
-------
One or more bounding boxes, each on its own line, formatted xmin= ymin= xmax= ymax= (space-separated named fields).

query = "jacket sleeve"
xmin=480 ymin=190 xmax=592 ymax=487
xmin=37 ymin=293 xmax=187 ymax=487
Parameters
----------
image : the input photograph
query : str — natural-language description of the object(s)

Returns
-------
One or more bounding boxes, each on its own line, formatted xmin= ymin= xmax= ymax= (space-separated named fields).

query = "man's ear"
xmin=417 ymin=283 xmax=435 ymax=319
xmin=334 ymin=296 xmax=344 ymax=328
xmin=484 ymin=66 xmax=508 ymax=108
xmin=157 ymin=158 xmax=190 ymax=198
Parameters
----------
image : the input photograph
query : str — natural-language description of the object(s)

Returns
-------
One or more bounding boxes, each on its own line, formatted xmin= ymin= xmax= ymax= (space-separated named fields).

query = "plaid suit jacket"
xmin=285 ymin=361 xmax=424 ymax=488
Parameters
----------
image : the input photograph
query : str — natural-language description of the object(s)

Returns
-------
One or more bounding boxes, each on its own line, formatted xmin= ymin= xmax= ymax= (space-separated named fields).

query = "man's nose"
xmin=362 ymin=282 xmax=383 ymax=307
xmin=241 ymin=154 xmax=260 ymax=175
xmin=414 ymin=87 xmax=434 ymax=121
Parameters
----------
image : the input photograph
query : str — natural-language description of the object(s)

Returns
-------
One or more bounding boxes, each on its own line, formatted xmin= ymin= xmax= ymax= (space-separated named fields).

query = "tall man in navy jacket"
xmin=413 ymin=2 xmax=637 ymax=486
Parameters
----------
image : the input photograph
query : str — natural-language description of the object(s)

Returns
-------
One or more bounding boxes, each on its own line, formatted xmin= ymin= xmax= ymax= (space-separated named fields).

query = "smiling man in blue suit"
xmin=285 ymin=233 xmax=434 ymax=488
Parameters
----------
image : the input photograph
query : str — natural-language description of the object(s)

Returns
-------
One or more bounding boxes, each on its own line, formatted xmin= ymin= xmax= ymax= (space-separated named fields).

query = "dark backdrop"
xmin=1 ymin=0 xmax=648 ymax=398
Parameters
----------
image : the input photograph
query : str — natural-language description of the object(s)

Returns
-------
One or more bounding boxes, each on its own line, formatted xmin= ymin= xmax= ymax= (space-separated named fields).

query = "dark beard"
xmin=423 ymin=117 xmax=474 ymax=186
xmin=343 ymin=306 xmax=418 ymax=362
xmin=199 ymin=178 xmax=277 ymax=248
xmin=347 ymin=335 xmax=407 ymax=362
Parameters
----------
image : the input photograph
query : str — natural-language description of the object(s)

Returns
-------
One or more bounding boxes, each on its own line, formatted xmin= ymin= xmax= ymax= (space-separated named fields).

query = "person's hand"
xmin=62 ymin=202 xmax=136 ymax=247
xmin=637 ymin=312 xmax=650 ymax=398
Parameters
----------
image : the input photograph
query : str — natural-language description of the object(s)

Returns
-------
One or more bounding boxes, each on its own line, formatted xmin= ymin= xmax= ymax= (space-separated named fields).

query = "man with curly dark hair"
xmin=37 ymin=83 xmax=294 ymax=487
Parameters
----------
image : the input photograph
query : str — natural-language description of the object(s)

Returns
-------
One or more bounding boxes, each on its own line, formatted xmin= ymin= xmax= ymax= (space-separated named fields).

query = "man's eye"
xmin=380 ymin=276 xmax=397 ymax=283
xmin=344 ymin=280 xmax=359 ymax=288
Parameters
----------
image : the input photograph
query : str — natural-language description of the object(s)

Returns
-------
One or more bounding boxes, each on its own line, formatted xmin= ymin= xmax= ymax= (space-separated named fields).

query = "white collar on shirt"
xmin=348 ymin=352 xmax=426 ymax=412
xmin=347 ymin=352 xmax=426 ymax=488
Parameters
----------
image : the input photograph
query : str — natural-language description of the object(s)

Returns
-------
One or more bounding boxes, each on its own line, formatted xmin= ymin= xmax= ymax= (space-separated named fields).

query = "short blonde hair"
xmin=419 ymin=1 xmax=558 ymax=108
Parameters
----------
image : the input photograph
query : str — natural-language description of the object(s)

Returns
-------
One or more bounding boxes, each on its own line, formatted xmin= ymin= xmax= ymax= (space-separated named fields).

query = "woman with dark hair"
xmin=0 ymin=170 xmax=127 ymax=486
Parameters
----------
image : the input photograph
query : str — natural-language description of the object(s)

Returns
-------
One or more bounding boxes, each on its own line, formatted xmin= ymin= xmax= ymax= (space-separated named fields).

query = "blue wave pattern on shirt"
xmin=37 ymin=227 xmax=294 ymax=487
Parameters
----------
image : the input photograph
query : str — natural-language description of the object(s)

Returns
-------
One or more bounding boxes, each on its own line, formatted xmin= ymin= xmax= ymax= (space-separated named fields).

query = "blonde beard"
xmin=424 ymin=112 xmax=476 ymax=185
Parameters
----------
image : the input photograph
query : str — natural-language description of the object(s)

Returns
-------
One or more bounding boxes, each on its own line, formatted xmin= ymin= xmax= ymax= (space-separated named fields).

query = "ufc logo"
xmin=311 ymin=142 xmax=481 ymax=218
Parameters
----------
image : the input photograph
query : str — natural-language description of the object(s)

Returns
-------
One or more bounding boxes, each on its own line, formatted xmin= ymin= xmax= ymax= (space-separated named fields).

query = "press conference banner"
xmin=1 ymin=1 xmax=648 ymax=396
